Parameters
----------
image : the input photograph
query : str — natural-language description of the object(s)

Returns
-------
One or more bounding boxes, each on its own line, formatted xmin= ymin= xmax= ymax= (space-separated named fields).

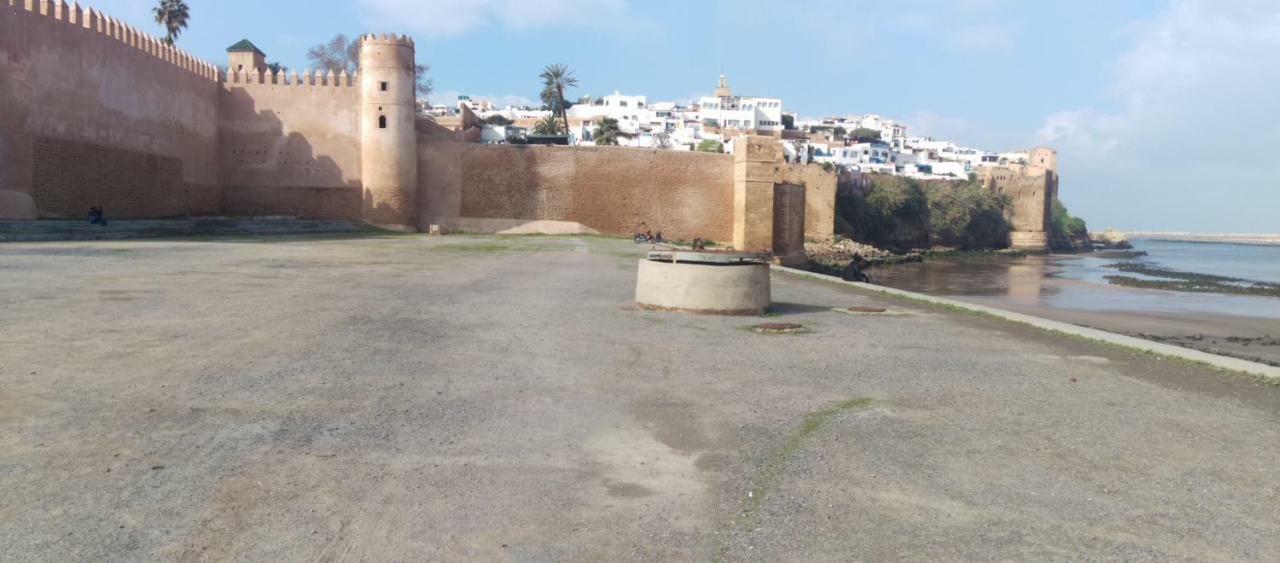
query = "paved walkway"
xmin=1 ymin=235 xmax=1277 ymax=560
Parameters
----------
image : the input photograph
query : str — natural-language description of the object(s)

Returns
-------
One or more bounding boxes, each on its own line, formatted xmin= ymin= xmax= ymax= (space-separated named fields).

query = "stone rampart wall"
xmin=0 ymin=2 xmax=221 ymax=219
xmin=418 ymin=143 xmax=737 ymax=242
xmin=217 ymin=78 xmax=362 ymax=219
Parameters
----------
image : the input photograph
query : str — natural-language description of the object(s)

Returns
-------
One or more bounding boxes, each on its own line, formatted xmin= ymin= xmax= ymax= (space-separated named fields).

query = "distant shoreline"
xmin=1119 ymin=232 xmax=1280 ymax=247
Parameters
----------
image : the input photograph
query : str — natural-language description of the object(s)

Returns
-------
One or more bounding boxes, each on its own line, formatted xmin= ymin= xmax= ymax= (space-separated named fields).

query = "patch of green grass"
xmin=716 ymin=398 xmax=873 ymax=560
xmin=1093 ymin=250 xmax=1148 ymax=259
xmin=920 ymin=248 xmax=1027 ymax=260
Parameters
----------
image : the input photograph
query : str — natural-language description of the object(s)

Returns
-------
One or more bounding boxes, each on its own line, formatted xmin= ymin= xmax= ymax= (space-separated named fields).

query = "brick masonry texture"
xmin=422 ymin=143 xmax=737 ymax=243
xmin=222 ymin=186 xmax=360 ymax=219
xmin=32 ymin=137 xmax=219 ymax=218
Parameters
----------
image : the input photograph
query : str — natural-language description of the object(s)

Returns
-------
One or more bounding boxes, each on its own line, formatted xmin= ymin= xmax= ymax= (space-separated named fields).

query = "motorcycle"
xmin=633 ymin=230 xmax=665 ymax=244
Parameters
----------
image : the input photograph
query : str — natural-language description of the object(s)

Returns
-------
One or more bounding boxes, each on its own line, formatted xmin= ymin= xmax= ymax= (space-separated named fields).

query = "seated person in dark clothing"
xmin=841 ymin=254 xmax=871 ymax=283
xmin=88 ymin=207 xmax=108 ymax=226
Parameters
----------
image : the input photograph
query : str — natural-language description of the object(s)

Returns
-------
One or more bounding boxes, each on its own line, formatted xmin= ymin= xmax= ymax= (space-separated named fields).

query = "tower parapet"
xmin=358 ymin=33 xmax=418 ymax=230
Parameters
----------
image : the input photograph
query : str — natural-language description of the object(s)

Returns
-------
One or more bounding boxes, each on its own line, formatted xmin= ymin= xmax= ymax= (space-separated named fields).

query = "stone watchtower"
xmin=976 ymin=146 xmax=1059 ymax=252
xmin=225 ymin=39 xmax=266 ymax=74
xmin=359 ymin=34 xmax=418 ymax=231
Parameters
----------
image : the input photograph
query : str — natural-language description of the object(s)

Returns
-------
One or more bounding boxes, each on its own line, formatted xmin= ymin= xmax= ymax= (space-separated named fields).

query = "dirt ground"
xmin=1 ymin=234 xmax=1277 ymax=561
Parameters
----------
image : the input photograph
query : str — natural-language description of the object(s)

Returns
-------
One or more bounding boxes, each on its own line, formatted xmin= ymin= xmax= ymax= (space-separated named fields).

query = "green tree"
xmin=926 ymin=181 xmax=1011 ymax=249
xmin=849 ymin=127 xmax=881 ymax=142
xmin=696 ymin=139 xmax=724 ymax=153
xmin=836 ymin=175 xmax=930 ymax=249
xmin=483 ymin=114 xmax=514 ymax=126
xmin=1050 ymin=198 xmax=1089 ymax=239
xmin=532 ymin=115 xmax=564 ymax=135
xmin=832 ymin=126 xmax=847 ymax=138
xmin=539 ymin=63 xmax=578 ymax=136
xmin=836 ymin=175 xmax=1014 ymax=250
xmin=152 ymin=0 xmax=190 ymax=45
xmin=781 ymin=114 xmax=795 ymax=130
xmin=593 ymin=117 xmax=623 ymax=146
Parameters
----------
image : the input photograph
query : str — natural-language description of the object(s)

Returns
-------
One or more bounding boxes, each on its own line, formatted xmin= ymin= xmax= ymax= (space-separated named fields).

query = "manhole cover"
xmin=847 ymin=306 xmax=886 ymax=313
xmin=752 ymin=322 xmax=807 ymax=334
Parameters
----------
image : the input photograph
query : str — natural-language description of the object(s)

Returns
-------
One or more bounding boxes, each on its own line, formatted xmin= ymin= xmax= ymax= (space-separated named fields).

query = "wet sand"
xmin=870 ymin=255 xmax=1280 ymax=367
xmin=960 ymin=296 xmax=1280 ymax=367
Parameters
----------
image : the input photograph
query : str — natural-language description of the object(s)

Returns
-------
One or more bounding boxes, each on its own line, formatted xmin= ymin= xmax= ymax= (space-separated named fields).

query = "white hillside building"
xmin=696 ymin=75 xmax=783 ymax=134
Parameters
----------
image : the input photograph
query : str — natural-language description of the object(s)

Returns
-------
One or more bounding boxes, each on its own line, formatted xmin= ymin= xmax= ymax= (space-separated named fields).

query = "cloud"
xmin=947 ymin=24 xmax=1016 ymax=52
xmin=892 ymin=1 xmax=1020 ymax=53
xmin=357 ymin=0 xmax=629 ymax=37
xmin=1035 ymin=109 xmax=1120 ymax=159
xmin=1036 ymin=0 xmax=1280 ymax=231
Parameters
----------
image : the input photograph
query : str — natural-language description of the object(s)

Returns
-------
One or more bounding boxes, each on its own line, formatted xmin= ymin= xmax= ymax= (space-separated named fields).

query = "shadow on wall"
xmin=218 ymin=88 xmax=361 ymax=220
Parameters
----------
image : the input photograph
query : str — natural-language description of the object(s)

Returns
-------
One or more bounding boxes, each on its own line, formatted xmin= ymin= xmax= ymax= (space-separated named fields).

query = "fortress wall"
xmin=776 ymin=163 xmax=837 ymax=240
xmin=418 ymin=143 xmax=736 ymax=242
xmin=979 ymin=167 xmax=1052 ymax=233
xmin=217 ymin=73 xmax=362 ymax=219
xmin=0 ymin=2 xmax=221 ymax=219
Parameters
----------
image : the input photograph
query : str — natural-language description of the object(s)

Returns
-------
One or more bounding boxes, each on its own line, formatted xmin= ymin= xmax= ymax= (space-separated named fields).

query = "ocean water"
xmin=869 ymin=239 xmax=1280 ymax=320
xmin=1121 ymin=240 xmax=1280 ymax=284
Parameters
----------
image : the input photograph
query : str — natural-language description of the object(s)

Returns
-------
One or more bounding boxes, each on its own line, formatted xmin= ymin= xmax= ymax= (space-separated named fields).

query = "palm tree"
xmin=152 ymin=0 xmax=190 ymax=45
xmin=593 ymin=117 xmax=622 ymax=146
xmin=539 ymin=63 xmax=577 ymax=134
xmin=532 ymin=115 xmax=563 ymax=135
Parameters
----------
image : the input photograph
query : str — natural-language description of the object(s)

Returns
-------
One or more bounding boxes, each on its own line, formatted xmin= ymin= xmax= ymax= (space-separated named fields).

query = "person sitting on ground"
xmin=87 ymin=206 xmax=108 ymax=226
xmin=841 ymin=254 xmax=871 ymax=283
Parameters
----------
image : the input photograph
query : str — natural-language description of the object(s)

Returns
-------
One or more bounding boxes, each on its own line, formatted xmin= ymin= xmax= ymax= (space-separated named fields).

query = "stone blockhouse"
xmin=0 ymin=1 xmax=835 ymax=251
xmin=975 ymin=147 xmax=1059 ymax=252
xmin=225 ymin=39 xmax=266 ymax=74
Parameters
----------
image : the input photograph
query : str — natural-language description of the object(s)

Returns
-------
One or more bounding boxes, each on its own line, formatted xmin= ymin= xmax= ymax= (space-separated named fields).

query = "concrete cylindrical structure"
xmin=635 ymin=259 xmax=771 ymax=315
xmin=359 ymin=34 xmax=418 ymax=231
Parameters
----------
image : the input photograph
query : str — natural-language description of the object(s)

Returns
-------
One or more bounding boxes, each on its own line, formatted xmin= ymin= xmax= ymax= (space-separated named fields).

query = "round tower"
xmin=359 ymin=34 xmax=418 ymax=231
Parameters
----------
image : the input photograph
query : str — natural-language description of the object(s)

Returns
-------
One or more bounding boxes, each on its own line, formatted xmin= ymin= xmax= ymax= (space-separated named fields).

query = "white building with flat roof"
xmin=696 ymin=75 xmax=783 ymax=134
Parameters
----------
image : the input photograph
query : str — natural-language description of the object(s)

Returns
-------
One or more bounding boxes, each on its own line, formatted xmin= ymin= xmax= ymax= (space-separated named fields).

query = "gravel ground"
xmin=1 ymin=234 xmax=1277 ymax=561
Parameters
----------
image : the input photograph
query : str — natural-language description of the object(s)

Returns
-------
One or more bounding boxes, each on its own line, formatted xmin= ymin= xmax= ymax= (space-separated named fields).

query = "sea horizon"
xmin=1102 ymin=231 xmax=1280 ymax=246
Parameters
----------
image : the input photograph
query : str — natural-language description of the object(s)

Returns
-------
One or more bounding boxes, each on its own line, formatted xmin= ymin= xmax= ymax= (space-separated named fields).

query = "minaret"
xmin=714 ymin=74 xmax=732 ymax=98
xmin=359 ymin=34 xmax=418 ymax=231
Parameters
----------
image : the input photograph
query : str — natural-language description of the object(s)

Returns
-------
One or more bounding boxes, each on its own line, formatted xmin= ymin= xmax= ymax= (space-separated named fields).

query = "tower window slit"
xmin=379 ymin=115 xmax=387 ymax=129
xmin=380 ymin=81 xmax=388 ymax=91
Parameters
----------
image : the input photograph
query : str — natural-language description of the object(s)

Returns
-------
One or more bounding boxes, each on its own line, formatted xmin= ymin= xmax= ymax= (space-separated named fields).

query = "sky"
xmin=88 ymin=0 xmax=1279 ymax=233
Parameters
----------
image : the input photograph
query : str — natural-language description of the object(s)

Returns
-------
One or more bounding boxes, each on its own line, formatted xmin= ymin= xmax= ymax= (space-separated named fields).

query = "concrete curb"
xmin=775 ymin=266 xmax=1280 ymax=382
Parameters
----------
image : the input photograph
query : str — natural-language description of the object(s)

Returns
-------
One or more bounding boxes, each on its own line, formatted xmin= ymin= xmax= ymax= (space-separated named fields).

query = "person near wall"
xmin=841 ymin=254 xmax=871 ymax=283
xmin=87 ymin=207 xmax=108 ymax=227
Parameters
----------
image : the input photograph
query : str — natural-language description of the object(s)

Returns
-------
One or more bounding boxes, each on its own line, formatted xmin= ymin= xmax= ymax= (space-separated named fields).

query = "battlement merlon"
xmin=4 ymin=0 xmax=219 ymax=81
xmin=220 ymin=68 xmax=357 ymax=87
xmin=360 ymin=33 xmax=415 ymax=47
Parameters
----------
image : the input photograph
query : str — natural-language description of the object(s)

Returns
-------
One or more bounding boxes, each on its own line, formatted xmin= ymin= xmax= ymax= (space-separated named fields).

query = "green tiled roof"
xmin=225 ymin=39 xmax=264 ymax=55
